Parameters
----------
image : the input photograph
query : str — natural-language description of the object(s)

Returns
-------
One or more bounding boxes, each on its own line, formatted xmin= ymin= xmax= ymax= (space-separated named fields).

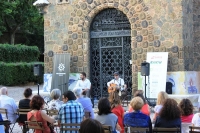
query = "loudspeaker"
xmin=33 ymin=64 xmax=42 ymax=76
xmin=141 ymin=62 xmax=150 ymax=76
xmin=166 ymin=82 xmax=172 ymax=94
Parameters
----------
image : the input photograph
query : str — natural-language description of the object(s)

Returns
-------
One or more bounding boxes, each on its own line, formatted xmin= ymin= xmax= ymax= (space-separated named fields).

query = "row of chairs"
xmin=25 ymin=121 xmax=112 ymax=133
xmin=24 ymin=123 xmax=200 ymax=133
xmin=0 ymin=107 xmax=91 ymax=133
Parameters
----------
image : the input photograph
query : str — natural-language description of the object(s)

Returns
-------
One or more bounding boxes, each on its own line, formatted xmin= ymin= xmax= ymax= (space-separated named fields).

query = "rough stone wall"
xmin=191 ymin=0 xmax=200 ymax=71
xmin=43 ymin=0 xmax=200 ymax=91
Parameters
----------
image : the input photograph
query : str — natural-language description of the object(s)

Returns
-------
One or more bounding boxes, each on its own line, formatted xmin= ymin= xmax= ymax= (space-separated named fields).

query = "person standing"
xmin=107 ymin=72 xmax=127 ymax=100
xmin=75 ymin=72 xmax=91 ymax=97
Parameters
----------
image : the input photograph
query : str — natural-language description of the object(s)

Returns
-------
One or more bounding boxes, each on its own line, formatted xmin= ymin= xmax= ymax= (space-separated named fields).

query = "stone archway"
xmin=89 ymin=8 xmax=132 ymax=98
xmin=65 ymin=0 xmax=161 ymax=93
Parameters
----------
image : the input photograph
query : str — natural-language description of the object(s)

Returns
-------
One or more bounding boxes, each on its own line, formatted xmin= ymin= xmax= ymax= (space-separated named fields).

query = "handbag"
xmin=47 ymin=122 xmax=55 ymax=133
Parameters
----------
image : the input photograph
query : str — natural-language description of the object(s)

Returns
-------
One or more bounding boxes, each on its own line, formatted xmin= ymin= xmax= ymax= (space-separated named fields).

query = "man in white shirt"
xmin=75 ymin=72 xmax=91 ymax=97
xmin=0 ymin=87 xmax=18 ymax=124
xmin=107 ymin=72 xmax=127 ymax=100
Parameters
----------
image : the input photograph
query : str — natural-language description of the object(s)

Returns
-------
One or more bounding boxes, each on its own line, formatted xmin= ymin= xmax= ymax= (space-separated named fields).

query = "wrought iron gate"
xmin=90 ymin=8 xmax=132 ymax=99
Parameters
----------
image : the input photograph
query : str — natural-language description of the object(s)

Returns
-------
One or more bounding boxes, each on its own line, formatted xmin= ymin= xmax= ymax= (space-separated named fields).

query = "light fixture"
xmin=33 ymin=0 xmax=50 ymax=14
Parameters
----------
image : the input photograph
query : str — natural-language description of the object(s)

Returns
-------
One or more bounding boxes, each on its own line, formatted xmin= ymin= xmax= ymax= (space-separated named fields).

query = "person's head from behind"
xmin=79 ymin=118 xmax=105 ymax=133
xmin=130 ymin=96 xmax=144 ymax=111
xmin=0 ymin=87 xmax=8 ymax=95
xmin=178 ymin=98 xmax=193 ymax=116
xmin=80 ymin=72 xmax=86 ymax=80
xmin=98 ymin=97 xmax=111 ymax=115
xmin=134 ymin=90 xmax=146 ymax=104
xmin=24 ymin=88 xmax=32 ymax=98
xmin=157 ymin=91 xmax=168 ymax=105
xmin=160 ymin=98 xmax=181 ymax=120
xmin=50 ymin=89 xmax=61 ymax=100
xmin=62 ymin=91 xmax=76 ymax=103
xmin=108 ymin=91 xmax=121 ymax=109
xmin=73 ymin=88 xmax=83 ymax=98
xmin=30 ymin=95 xmax=45 ymax=110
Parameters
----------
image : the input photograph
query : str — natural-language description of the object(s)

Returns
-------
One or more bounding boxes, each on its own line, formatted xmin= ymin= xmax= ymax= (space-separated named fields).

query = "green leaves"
xmin=0 ymin=62 xmax=43 ymax=86
xmin=0 ymin=44 xmax=40 ymax=62
xmin=0 ymin=0 xmax=43 ymax=44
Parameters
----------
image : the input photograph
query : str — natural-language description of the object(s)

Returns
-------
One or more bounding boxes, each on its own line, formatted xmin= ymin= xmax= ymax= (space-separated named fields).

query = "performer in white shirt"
xmin=75 ymin=72 xmax=91 ymax=97
xmin=107 ymin=72 xmax=127 ymax=100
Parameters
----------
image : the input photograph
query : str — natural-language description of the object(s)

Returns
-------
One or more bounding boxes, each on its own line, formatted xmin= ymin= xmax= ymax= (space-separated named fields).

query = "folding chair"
xmin=25 ymin=121 xmax=44 ymax=133
xmin=84 ymin=111 xmax=91 ymax=119
xmin=124 ymin=127 xmax=149 ymax=133
xmin=0 ymin=108 xmax=16 ymax=133
xmin=189 ymin=126 xmax=200 ymax=133
xmin=103 ymin=125 xmax=112 ymax=133
xmin=17 ymin=109 xmax=31 ymax=132
xmin=153 ymin=127 xmax=181 ymax=133
xmin=60 ymin=123 xmax=80 ymax=132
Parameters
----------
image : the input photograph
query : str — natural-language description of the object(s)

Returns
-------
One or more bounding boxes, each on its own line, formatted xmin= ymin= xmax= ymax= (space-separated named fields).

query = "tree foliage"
xmin=0 ymin=0 xmax=43 ymax=44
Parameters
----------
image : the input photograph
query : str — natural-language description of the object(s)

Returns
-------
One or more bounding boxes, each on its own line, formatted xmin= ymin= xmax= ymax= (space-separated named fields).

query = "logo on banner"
xmin=58 ymin=63 xmax=65 ymax=72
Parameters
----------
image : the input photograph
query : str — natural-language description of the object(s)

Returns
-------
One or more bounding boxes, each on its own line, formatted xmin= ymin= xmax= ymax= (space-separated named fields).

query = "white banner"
xmin=146 ymin=52 xmax=168 ymax=98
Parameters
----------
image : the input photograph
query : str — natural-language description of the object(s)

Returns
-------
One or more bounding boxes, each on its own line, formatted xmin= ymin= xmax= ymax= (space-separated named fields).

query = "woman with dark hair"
xmin=155 ymin=98 xmax=181 ymax=128
xmin=95 ymin=98 xmax=120 ymax=133
xmin=79 ymin=118 xmax=105 ymax=133
xmin=18 ymin=88 xmax=32 ymax=133
xmin=178 ymin=98 xmax=194 ymax=122
xmin=27 ymin=95 xmax=55 ymax=133
xmin=128 ymin=90 xmax=150 ymax=115
xmin=109 ymin=92 xmax=124 ymax=133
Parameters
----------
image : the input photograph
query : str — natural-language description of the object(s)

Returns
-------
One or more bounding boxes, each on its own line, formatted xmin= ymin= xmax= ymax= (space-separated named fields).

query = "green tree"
xmin=0 ymin=0 xmax=43 ymax=44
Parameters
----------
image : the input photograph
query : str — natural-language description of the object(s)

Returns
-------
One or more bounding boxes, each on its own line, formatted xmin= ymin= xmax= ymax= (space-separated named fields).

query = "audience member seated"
xmin=109 ymin=91 xmax=124 ymax=133
xmin=73 ymin=88 xmax=94 ymax=119
xmin=124 ymin=96 xmax=152 ymax=133
xmin=18 ymin=88 xmax=32 ymax=133
xmin=48 ymin=89 xmax=63 ymax=111
xmin=27 ymin=95 xmax=55 ymax=133
xmin=58 ymin=91 xmax=84 ymax=133
xmin=192 ymin=111 xmax=200 ymax=127
xmin=0 ymin=113 xmax=5 ymax=133
xmin=95 ymin=97 xmax=120 ymax=133
xmin=128 ymin=90 xmax=150 ymax=116
xmin=152 ymin=91 xmax=168 ymax=122
xmin=155 ymin=98 xmax=181 ymax=128
xmin=79 ymin=118 xmax=105 ymax=133
xmin=0 ymin=87 xmax=18 ymax=133
xmin=178 ymin=98 xmax=194 ymax=123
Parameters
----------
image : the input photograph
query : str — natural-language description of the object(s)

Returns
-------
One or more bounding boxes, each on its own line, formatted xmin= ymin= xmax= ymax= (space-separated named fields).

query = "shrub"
xmin=0 ymin=62 xmax=43 ymax=86
xmin=0 ymin=44 xmax=40 ymax=62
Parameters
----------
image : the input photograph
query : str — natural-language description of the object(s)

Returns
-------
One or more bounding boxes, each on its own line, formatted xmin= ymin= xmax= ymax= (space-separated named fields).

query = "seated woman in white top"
xmin=47 ymin=89 xmax=63 ymax=119
xmin=48 ymin=89 xmax=63 ymax=110
xmin=95 ymin=97 xmax=121 ymax=133
xmin=153 ymin=91 xmax=168 ymax=122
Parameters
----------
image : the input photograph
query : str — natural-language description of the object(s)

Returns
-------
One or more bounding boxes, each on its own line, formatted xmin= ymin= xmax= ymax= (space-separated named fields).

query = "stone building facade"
xmin=43 ymin=0 xmax=200 ymax=97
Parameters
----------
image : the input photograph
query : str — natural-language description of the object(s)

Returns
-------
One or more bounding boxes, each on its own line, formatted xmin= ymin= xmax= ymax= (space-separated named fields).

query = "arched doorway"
xmin=90 ymin=8 xmax=132 ymax=99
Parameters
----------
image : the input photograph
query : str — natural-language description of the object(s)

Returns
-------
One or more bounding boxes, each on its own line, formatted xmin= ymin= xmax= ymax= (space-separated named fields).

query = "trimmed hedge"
xmin=0 ymin=44 xmax=40 ymax=62
xmin=0 ymin=62 xmax=43 ymax=86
